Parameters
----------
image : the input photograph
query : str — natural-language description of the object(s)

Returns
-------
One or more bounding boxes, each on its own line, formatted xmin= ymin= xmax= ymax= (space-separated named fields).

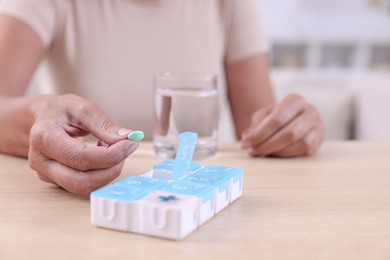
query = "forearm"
xmin=225 ymin=53 xmax=275 ymax=139
xmin=0 ymin=95 xmax=38 ymax=157
xmin=0 ymin=15 xmax=48 ymax=157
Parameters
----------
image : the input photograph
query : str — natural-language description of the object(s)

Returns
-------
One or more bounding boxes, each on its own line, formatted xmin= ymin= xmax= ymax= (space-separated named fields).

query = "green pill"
xmin=128 ymin=130 xmax=144 ymax=142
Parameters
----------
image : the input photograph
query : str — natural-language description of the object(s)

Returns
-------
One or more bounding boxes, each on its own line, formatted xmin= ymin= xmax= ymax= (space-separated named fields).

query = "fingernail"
xmin=128 ymin=142 xmax=139 ymax=154
xmin=117 ymin=128 xmax=132 ymax=136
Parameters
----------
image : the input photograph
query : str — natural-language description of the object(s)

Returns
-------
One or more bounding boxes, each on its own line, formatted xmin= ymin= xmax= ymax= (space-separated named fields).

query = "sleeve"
xmin=0 ymin=0 xmax=62 ymax=47
xmin=224 ymin=0 xmax=269 ymax=63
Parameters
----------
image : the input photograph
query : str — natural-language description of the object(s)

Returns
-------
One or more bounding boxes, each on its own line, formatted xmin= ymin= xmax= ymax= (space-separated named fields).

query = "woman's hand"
xmin=28 ymin=94 xmax=139 ymax=195
xmin=241 ymin=94 xmax=325 ymax=157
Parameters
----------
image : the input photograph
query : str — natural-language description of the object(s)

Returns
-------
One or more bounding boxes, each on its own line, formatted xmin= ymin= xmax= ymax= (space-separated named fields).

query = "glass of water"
xmin=153 ymin=73 xmax=219 ymax=159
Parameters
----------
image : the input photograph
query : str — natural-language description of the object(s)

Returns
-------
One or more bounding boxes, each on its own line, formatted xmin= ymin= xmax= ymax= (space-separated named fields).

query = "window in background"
xmin=321 ymin=44 xmax=356 ymax=69
xmin=371 ymin=45 xmax=390 ymax=71
xmin=260 ymin=0 xmax=390 ymax=73
xmin=271 ymin=43 xmax=307 ymax=68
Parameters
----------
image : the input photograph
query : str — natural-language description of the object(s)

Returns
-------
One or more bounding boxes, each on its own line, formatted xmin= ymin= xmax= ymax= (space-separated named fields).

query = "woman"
xmin=0 ymin=0 xmax=325 ymax=194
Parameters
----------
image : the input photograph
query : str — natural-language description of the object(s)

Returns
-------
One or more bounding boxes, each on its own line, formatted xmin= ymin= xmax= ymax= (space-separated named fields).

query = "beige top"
xmin=0 ymin=0 xmax=268 ymax=141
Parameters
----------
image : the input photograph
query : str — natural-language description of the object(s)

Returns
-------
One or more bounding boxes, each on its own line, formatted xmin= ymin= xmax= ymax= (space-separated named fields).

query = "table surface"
xmin=1 ymin=141 xmax=390 ymax=260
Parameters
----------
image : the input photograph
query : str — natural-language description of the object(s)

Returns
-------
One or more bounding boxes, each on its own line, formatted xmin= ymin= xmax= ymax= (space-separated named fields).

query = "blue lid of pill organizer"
xmin=160 ymin=180 xmax=214 ymax=203
xmin=153 ymin=159 xmax=201 ymax=173
xmin=116 ymin=176 xmax=168 ymax=190
xmin=195 ymin=165 xmax=243 ymax=183
xmin=153 ymin=160 xmax=175 ymax=171
xmin=172 ymin=132 xmax=198 ymax=178
xmin=91 ymin=184 xmax=149 ymax=202
xmin=184 ymin=172 xmax=230 ymax=192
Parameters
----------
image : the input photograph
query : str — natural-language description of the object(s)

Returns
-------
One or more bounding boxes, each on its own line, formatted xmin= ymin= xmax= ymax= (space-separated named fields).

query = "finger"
xmin=250 ymin=105 xmax=274 ymax=127
xmin=28 ymin=147 xmax=125 ymax=195
xmin=272 ymin=128 xmax=324 ymax=158
xmin=30 ymin=121 xmax=139 ymax=171
xmin=65 ymin=95 xmax=131 ymax=145
xmin=241 ymin=105 xmax=273 ymax=140
xmin=248 ymin=109 xmax=315 ymax=157
xmin=242 ymin=94 xmax=306 ymax=148
xmin=97 ymin=140 xmax=109 ymax=147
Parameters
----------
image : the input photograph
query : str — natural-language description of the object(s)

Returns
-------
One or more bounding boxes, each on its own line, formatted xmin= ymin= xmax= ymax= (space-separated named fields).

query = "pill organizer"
xmin=90 ymin=132 xmax=244 ymax=240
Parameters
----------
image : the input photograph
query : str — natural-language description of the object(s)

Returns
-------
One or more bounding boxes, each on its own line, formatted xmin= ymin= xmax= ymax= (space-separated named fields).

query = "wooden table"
xmin=1 ymin=142 xmax=390 ymax=260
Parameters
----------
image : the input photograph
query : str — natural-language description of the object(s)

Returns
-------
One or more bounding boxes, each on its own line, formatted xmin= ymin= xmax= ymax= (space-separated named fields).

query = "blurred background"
xmin=258 ymin=0 xmax=390 ymax=140
xmin=7 ymin=0 xmax=389 ymax=141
